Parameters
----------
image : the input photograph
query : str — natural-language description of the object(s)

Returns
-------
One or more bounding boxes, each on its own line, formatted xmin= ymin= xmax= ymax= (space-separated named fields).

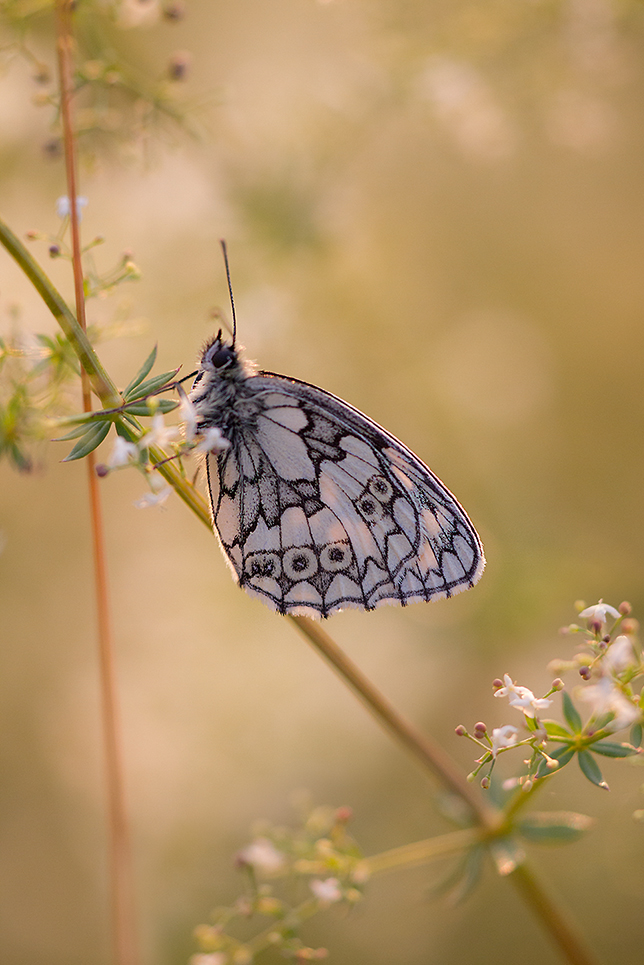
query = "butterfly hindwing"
xmin=205 ymin=372 xmax=484 ymax=617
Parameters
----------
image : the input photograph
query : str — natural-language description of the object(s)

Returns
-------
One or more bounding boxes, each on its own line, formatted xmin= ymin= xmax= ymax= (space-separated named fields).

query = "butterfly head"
xmin=191 ymin=330 xmax=253 ymax=408
xmin=200 ymin=330 xmax=238 ymax=373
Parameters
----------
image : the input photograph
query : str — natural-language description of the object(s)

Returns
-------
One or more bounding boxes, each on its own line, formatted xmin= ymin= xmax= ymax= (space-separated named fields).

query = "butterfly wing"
xmin=206 ymin=372 xmax=484 ymax=617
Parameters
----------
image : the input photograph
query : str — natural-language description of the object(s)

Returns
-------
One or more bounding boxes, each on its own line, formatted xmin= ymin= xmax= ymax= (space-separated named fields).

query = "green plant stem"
xmin=289 ymin=615 xmax=495 ymax=826
xmin=244 ymin=899 xmax=321 ymax=958
xmin=365 ymin=827 xmax=479 ymax=875
xmin=509 ymin=862 xmax=601 ymax=965
xmin=0 ymin=217 xmax=118 ymax=404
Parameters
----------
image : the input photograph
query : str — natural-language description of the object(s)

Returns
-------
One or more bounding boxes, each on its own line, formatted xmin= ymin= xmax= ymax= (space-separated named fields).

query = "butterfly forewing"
xmin=200 ymin=366 xmax=484 ymax=618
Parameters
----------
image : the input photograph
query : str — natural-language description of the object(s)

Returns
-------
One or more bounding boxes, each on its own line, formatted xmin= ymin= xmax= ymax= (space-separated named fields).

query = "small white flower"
xmin=134 ymin=485 xmax=172 ymax=509
xmin=189 ymin=955 xmax=226 ymax=965
xmin=138 ymin=413 xmax=180 ymax=450
xmin=579 ymin=677 xmax=640 ymax=732
xmin=310 ymin=877 xmax=342 ymax=904
xmin=238 ymin=837 xmax=285 ymax=873
xmin=193 ymin=426 xmax=230 ymax=454
xmin=490 ymin=725 xmax=519 ymax=758
xmin=604 ymin=635 xmax=638 ymax=673
xmin=179 ymin=395 xmax=199 ymax=442
xmin=107 ymin=435 xmax=138 ymax=468
xmin=56 ymin=195 xmax=88 ymax=220
xmin=495 ymin=674 xmax=552 ymax=716
xmin=578 ymin=601 xmax=620 ymax=625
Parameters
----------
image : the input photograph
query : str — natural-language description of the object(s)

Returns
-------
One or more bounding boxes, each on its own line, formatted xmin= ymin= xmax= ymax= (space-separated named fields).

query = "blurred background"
xmin=1 ymin=0 xmax=644 ymax=963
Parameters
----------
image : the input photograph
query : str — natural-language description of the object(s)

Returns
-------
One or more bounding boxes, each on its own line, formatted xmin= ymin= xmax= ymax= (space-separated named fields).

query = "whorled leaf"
xmin=429 ymin=845 xmax=484 ymax=905
xmin=589 ymin=740 xmax=639 ymax=758
xmin=123 ymin=368 xmax=180 ymax=403
xmin=62 ymin=420 xmax=111 ymax=461
xmin=577 ymin=750 xmax=609 ymax=790
xmin=123 ymin=398 xmax=178 ymax=416
xmin=534 ymin=744 xmax=577 ymax=780
xmin=543 ymin=720 xmax=573 ymax=739
xmin=517 ymin=811 xmax=594 ymax=844
xmin=123 ymin=345 xmax=157 ymax=397
xmin=562 ymin=692 xmax=582 ymax=734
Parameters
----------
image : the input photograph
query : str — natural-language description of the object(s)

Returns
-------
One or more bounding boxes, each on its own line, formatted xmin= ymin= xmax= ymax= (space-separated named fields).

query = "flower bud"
xmin=164 ymin=1 xmax=186 ymax=19
xmin=168 ymin=51 xmax=191 ymax=80
xmin=334 ymin=806 xmax=352 ymax=824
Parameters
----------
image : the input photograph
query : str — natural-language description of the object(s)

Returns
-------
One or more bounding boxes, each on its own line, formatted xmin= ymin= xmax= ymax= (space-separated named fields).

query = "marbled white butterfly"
xmin=189 ymin=324 xmax=485 ymax=618
xmin=189 ymin=244 xmax=483 ymax=617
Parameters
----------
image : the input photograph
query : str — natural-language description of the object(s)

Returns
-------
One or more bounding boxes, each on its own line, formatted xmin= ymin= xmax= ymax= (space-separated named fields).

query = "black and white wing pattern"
xmin=190 ymin=335 xmax=484 ymax=618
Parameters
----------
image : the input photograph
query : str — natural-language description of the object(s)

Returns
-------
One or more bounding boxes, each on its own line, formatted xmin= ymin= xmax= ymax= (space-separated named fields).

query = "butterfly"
xmin=188 ymin=327 xmax=485 ymax=618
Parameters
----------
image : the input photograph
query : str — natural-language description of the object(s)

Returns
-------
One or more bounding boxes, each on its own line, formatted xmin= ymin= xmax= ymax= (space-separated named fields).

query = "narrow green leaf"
xmin=518 ymin=811 xmax=594 ymax=844
xmin=430 ymin=847 xmax=483 ymax=905
xmin=53 ymin=422 xmax=99 ymax=441
xmin=62 ymin=421 xmax=111 ymax=461
xmin=535 ymin=744 xmax=576 ymax=780
xmin=562 ymin=692 xmax=583 ymax=734
xmin=630 ymin=723 xmax=643 ymax=748
xmin=590 ymin=741 xmax=639 ymax=758
xmin=543 ymin=720 xmax=573 ymax=739
xmin=124 ymin=399 xmax=178 ymax=416
xmin=578 ymin=749 xmax=609 ymax=789
xmin=121 ymin=412 xmax=141 ymax=429
xmin=124 ymin=368 xmax=178 ymax=402
xmin=592 ymin=711 xmax=618 ymax=732
xmin=447 ymin=847 xmax=483 ymax=904
xmin=123 ymin=345 xmax=157 ymax=397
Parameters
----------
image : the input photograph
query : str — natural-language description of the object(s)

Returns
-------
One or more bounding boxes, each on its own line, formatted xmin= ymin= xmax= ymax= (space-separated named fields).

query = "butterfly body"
xmin=190 ymin=333 xmax=484 ymax=618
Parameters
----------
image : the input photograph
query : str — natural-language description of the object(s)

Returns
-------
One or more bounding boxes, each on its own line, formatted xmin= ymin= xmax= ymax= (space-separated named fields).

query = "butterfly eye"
xmin=210 ymin=345 xmax=236 ymax=369
xmin=245 ymin=552 xmax=281 ymax=579
xmin=283 ymin=547 xmax=318 ymax=580
xmin=357 ymin=494 xmax=384 ymax=523
xmin=320 ymin=542 xmax=352 ymax=572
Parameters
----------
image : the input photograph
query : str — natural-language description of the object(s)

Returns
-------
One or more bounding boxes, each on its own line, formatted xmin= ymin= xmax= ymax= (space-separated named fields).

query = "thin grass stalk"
xmin=54 ymin=4 xmax=138 ymax=964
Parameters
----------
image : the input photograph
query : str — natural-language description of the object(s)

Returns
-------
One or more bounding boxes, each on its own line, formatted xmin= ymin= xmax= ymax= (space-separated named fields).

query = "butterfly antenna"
xmin=219 ymin=239 xmax=237 ymax=347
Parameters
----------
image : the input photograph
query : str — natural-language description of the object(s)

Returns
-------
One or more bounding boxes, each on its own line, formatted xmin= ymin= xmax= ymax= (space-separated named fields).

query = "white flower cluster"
xmin=103 ymin=396 xmax=229 ymax=508
xmin=494 ymin=674 xmax=553 ymax=718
